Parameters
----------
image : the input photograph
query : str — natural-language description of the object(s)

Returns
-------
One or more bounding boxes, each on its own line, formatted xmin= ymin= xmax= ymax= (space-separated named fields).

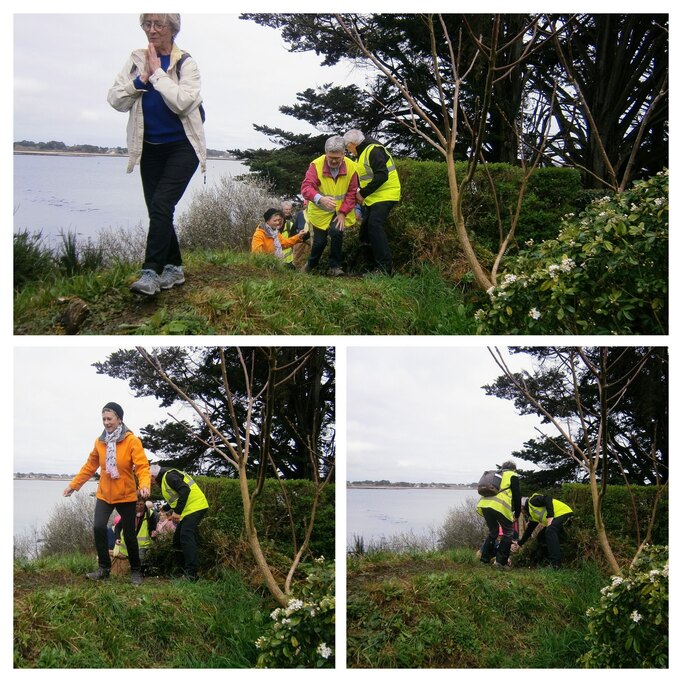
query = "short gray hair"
xmin=325 ymin=135 xmax=346 ymax=153
xmin=140 ymin=13 xmax=181 ymax=39
xmin=343 ymin=129 xmax=365 ymax=146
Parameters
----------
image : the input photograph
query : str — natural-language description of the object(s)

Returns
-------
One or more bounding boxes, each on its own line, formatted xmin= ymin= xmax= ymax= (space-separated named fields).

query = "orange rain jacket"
xmin=251 ymin=226 xmax=304 ymax=255
xmin=69 ymin=428 xmax=151 ymax=504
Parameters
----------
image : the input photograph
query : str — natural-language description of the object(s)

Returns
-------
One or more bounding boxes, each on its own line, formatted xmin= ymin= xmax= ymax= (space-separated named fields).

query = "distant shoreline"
xmin=14 ymin=150 xmax=237 ymax=160
xmin=14 ymin=475 xmax=75 ymax=481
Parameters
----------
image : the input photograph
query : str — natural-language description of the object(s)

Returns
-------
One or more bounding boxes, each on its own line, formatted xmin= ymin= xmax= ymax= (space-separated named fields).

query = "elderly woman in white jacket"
xmin=108 ymin=13 xmax=206 ymax=296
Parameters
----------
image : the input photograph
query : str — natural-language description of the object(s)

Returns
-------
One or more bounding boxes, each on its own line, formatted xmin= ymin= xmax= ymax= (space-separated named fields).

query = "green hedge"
xmin=149 ymin=478 xmax=334 ymax=575
xmin=561 ymin=483 xmax=668 ymax=547
xmin=376 ymin=160 xmax=584 ymax=275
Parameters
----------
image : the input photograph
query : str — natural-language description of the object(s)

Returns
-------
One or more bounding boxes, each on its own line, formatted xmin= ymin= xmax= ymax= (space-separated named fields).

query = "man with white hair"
xmin=343 ymin=129 xmax=401 ymax=275
xmin=300 ymin=135 xmax=359 ymax=276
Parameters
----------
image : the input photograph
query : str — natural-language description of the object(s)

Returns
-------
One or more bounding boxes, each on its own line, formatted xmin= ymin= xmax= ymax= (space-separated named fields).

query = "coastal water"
xmin=347 ymin=487 xmax=479 ymax=547
xmin=14 ymin=479 xmax=98 ymax=539
xmin=13 ymin=154 xmax=247 ymax=245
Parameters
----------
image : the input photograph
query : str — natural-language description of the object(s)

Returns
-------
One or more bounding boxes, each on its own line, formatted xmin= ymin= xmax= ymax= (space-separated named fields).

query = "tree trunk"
xmin=588 ymin=470 xmax=621 ymax=575
xmin=446 ymin=156 xmax=493 ymax=291
xmin=238 ymin=463 xmax=288 ymax=607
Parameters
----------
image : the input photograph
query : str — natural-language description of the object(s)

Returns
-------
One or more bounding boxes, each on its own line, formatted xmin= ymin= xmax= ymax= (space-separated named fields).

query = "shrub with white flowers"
xmin=579 ymin=544 xmax=668 ymax=668
xmin=475 ymin=170 xmax=668 ymax=334
xmin=255 ymin=557 xmax=335 ymax=668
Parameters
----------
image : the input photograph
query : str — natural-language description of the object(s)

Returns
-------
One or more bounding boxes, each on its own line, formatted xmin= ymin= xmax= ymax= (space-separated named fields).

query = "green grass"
xmin=14 ymin=555 xmax=268 ymax=668
xmin=347 ymin=548 xmax=606 ymax=668
xmin=13 ymin=250 xmax=478 ymax=335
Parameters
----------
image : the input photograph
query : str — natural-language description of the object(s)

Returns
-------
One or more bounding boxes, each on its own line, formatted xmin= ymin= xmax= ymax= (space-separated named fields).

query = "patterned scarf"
xmin=102 ymin=423 xmax=125 ymax=479
xmin=263 ymin=224 xmax=284 ymax=259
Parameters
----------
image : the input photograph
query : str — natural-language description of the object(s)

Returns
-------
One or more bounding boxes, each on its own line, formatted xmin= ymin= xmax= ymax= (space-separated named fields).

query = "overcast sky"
xmin=13 ymin=345 xmax=189 ymax=475
xmin=346 ymin=346 xmax=547 ymax=484
xmin=13 ymin=10 xmax=366 ymax=151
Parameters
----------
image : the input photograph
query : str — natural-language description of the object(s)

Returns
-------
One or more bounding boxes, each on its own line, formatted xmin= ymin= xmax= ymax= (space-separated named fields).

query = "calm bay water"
xmin=13 ymin=479 xmax=98 ymax=538
xmin=13 ymin=154 xmax=247 ymax=245
xmin=347 ymin=487 xmax=478 ymax=546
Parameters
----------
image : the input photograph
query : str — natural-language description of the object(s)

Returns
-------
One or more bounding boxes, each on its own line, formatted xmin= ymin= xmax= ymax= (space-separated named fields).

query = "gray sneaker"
xmin=130 ymin=570 xmax=143 ymax=586
xmin=491 ymin=562 xmax=511 ymax=571
xmin=160 ymin=264 xmax=185 ymax=290
xmin=327 ymin=267 xmax=345 ymax=277
xmin=130 ymin=269 xmax=161 ymax=296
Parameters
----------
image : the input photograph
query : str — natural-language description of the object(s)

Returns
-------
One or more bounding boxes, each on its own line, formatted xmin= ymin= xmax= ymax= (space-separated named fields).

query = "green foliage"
xmin=579 ymin=545 xmax=668 ymax=668
xmin=185 ymin=478 xmax=336 ymax=565
xmin=14 ymin=559 xmax=264 ymax=668
xmin=255 ymin=557 xmax=335 ymax=668
xmin=347 ymin=549 xmax=604 ymax=668
xmin=389 ymin=160 xmax=584 ymax=275
xmin=475 ymin=170 xmax=668 ymax=334
xmin=56 ymin=231 xmax=106 ymax=277
xmin=13 ymin=230 xmax=57 ymax=290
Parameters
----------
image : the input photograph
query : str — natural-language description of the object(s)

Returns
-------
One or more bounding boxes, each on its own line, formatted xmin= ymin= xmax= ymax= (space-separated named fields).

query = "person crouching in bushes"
xmin=512 ymin=494 xmax=574 ymax=569
xmin=251 ymin=208 xmax=310 ymax=259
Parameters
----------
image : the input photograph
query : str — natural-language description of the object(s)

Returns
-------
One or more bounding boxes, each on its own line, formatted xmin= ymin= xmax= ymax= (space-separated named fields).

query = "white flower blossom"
xmin=611 ymin=576 xmax=624 ymax=587
xmin=503 ymin=274 xmax=518 ymax=285
xmin=548 ymin=264 xmax=561 ymax=279
xmin=474 ymin=309 xmax=485 ymax=321
xmin=270 ymin=608 xmax=282 ymax=621
xmin=630 ymin=610 xmax=642 ymax=623
xmin=560 ymin=256 xmax=576 ymax=272
xmin=317 ymin=643 xmax=333 ymax=659
xmin=286 ymin=599 xmax=304 ymax=612
xmin=654 ymin=197 xmax=665 ymax=207
xmin=525 ymin=238 xmax=535 ymax=247
xmin=255 ymin=637 xmax=267 ymax=649
xmin=528 ymin=308 xmax=541 ymax=320
xmin=486 ymin=286 xmax=496 ymax=298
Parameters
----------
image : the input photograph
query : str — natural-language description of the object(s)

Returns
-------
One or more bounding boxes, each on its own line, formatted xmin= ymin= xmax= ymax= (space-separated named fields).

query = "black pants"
xmin=480 ymin=507 xmax=514 ymax=566
xmin=93 ymin=499 xmax=140 ymax=571
xmin=537 ymin=513 xmax=573 ymax=567
xmin=140 ymin=138 xmax=198 ymax=274
xmin=360 ymin=200 xmax=396 ymax=273
xmin=173 ymin=509 xmax=207 ymax=578
xmin=307 ymin=222 xmax=343 ymax=269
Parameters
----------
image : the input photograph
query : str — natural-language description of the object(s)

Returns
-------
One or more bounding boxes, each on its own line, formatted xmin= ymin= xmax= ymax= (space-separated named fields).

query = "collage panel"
xmin=13 ymin=345 xmax=336 ymax=669
xmin=10 ymin=8 xmax=670 ymax=676
xmin=346 ymin=345 xmax=668 ymax=669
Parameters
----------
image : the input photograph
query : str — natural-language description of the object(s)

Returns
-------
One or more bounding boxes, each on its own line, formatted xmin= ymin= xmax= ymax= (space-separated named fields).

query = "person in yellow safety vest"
xmin=343 ymin=129 xmax=401 ymax=275
xmin=116 ymin=499 xmax=158 ymax=570
xmin=476 ymin=460 xmax=522 ymax=570
xmin=300 ymin=135 xmax=359 ymax=277
xmin=279 ymin=201 xmax=296 ymax=268
xmin=149 ymin=464 xmax=209 ymax=581
xmin=513 ymin=494 xmax=574 ymax=569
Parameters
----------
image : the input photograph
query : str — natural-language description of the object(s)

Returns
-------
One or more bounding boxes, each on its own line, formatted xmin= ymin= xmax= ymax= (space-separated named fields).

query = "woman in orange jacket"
xmin=251 ymin=208 xmax=309 ymax=258
xmin=64 ymin=402 xmax=151 ymax=585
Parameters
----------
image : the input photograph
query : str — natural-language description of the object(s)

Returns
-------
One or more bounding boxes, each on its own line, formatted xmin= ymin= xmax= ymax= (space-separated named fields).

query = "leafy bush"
xmin=255 ymin=557 xmax=335 ymax=668
xmin=438 ymin=498 xmax=487 ymax=550
xmin=579 ymin=544 xmax=668 ymax=668
xmin=39 ymin=494 xmax=97 ymax=556
xmin=176 ymin=175 xmax=279 ymax=251
xmin=57 ymin=230 xmax=106 ymax=276
xmin=475 ymin=170 xmax=668 ymax=334
xmin=13 ymin=230 xmax=57 ymax=290
xmin=390 ymin=160 xmax=583 ymax=275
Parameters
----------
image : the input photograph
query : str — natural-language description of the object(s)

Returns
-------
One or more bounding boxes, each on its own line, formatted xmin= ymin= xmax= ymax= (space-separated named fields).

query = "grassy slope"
xmin=13 ymin=252 xmax=476 ymax=335
xmin=14 ymin=555 xmax=267 ymax=668
xmin=346 ymin=549 xmax=606 ymax=669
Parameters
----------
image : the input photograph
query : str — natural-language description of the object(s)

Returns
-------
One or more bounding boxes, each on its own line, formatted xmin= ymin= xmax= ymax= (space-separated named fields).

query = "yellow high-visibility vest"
xmin=306 ymin=155 xmax=358 ymax=230
xmin=477 ymin=470 xmax=518 ymax=521
xmin=161 ymin=469 xmax=209 ymax=521
xmin=528 ymin=497 xmax=573 ymax=525
xmin=356 ymin=143 xmax=401 ymax=205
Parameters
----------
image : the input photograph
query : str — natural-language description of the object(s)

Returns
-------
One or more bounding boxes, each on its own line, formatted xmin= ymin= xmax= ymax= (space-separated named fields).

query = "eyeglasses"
xmin=141 ymin=21 xmax=168 ymax=31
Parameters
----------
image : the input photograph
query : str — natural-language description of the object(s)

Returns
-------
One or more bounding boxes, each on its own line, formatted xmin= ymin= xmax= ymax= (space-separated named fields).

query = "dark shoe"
xmin=491 ymin=562 xmax=511 ymax=571
xmin=86 ymin=567 xmax=110 ymax=581
xmin=130 ymin=570 xmax=143 ymax=586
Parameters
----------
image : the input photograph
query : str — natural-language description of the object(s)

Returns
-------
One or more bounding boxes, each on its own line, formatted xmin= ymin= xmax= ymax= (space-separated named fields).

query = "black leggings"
xmin=93 ymin=499 xmax=140 ymax=571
